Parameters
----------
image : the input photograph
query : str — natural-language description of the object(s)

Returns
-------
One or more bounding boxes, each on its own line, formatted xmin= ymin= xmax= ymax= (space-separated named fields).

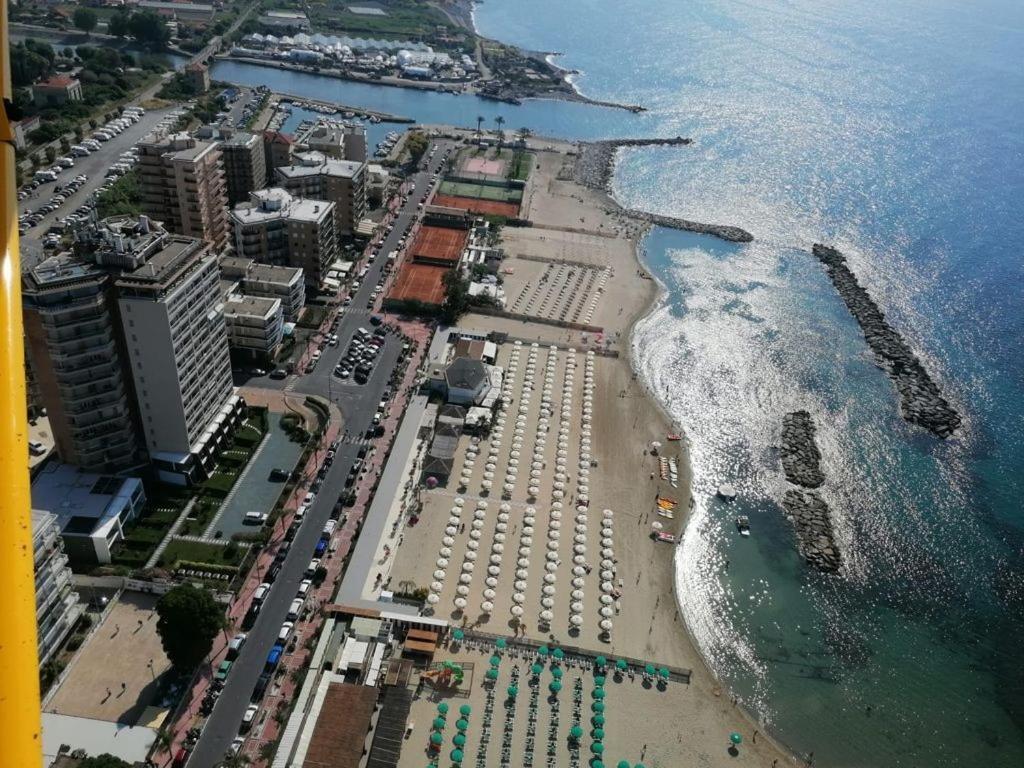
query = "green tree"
xmin=155 ymin=583 xmax=226 ymax=670
xmin=78 ymin=756 xmax=132 ymax=768
xmin=440 ymin=268 xmax=470 ymax=324
xmin=10 ymin=40 xmax=54 ymax=87
xmin=108 ymin=9 xmax=131 ymax=38
xmin=405 ymin=131 xmax=428 ymax=164
xmin=129 ymin=11 xmax=171 ymax=48
xmin=494 ymin=115 xmax=505 ymax=148
xmin=73 ymin=8 xmax=98 ymax=35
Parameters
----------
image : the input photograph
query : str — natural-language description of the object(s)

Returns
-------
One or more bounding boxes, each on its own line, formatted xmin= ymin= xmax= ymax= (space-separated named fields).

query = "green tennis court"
xmin=438 ymin=180 xmax=522 ymax=202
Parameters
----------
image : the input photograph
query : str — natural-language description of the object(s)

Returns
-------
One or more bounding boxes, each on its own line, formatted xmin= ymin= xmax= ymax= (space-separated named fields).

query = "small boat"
xmin=666 ymin=434 xmax=681 ymax=441
xmin=735 ymin=516 xmax=750 ymax=537
xmin=655 ymin=531 xmax=676 ymax=544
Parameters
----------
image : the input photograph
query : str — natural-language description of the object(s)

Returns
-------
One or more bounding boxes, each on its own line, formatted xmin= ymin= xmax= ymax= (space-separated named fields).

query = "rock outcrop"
xmin=812 ymin=244 xmax=961 ymax=438
xmin=780 ymin=411 xmax=825 ymax=488
xmin=782 ymin=489 xmax=841 ymax=572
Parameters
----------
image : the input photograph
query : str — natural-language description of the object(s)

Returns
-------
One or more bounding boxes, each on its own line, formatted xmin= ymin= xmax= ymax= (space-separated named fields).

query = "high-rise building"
xmin=33 ymin=510 xmax=82 ymax=667
xmin=22 ymin=253 xmax=143 ymax=473
xmin=301 ymin=122 xmax=367 ymax=163
xmin=275 ymin=151 xmax=366 ymax=239
xmin=137 ymin=132 xmax=230 ymax=251
xmin=230 ymin=187 xmax=337 ymax=291
xmin=220 ymin=130 xmax=268 ymax=206
xmin=116 ymin=235 xmax=242 ymax=484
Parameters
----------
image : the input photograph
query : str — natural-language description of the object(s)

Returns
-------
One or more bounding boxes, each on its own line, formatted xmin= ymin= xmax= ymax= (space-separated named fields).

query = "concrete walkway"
xmin=144 ymin=498 xmax=198 ymax=570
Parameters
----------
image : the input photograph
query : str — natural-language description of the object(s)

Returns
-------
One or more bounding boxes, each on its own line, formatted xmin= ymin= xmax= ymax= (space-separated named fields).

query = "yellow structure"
xmin=1 ymin=0 xmax=44 ymax=763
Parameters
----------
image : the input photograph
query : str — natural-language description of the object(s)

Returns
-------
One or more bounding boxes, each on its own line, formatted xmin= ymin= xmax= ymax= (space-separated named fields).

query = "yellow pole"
xmin=0 ymin=0 xmax=43 ymax=764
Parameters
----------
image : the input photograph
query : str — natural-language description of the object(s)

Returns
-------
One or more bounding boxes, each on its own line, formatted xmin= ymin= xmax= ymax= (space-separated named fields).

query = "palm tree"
xmin=494 ymin=115 xmax=506 ymax=148
xmin=475 ymin=115 xmax=485 ymax=138
xmin=517 ymin=126 xmax=532 ymax=146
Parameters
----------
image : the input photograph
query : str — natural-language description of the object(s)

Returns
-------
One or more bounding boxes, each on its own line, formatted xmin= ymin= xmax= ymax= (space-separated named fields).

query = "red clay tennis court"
xmin=412 ymin=225 xmax=469 ymax=264
xmin=387 ymin=263 xmax=449 ymax=306
xmin=433 ymin=194 xmax=521 ymax=218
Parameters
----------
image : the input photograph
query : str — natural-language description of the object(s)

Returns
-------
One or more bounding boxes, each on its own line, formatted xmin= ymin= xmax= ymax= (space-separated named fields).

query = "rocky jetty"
xmin=782 ymin=489 xmax=841 ymax=572
xmin=811 ymin=244 xmax=961 ymax=438
xmin=623 ymin=210 xmax=754 ymax=243
xmin=574 ymin=137 xmax=693 ymax=189
xmin=780 ymin=411 xmax=825 ymax=488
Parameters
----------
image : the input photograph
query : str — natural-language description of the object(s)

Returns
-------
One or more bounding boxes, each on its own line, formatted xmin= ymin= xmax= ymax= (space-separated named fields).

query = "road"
xmin=187 ymin=143 xmax=452 ymax=767
xmin=18 ymin=101 xmax=181 ymax=270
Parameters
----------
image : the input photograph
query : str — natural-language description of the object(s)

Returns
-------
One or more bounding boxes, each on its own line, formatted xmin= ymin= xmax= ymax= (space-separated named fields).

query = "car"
xmin=306 ymin=558 xmax=321 ymax=577
xmin=251 ymin=368 xmax=267 ymax=376
xmin=269 ymin=467 xmax=290 ymax=482
xmin=274 ymin=541 xmax=290 ymax=562
xmin=336 ymin=367 xmax=351 ymax=379
xmin=28 ymin=440 xmax=47 ymax=456
xmin=278 ymin=621 xmax=294 ymax=643
xmin=269 ymin=368 xmax=287 ymax=379
xmin=215 ymin=660 xmax=233 ymax=681
xmin=314 ymin=539 xmax=328 ymax=556
xmin=253 ymin=582 xmax=271 ymax=603
xmin=267 ymin=562 xmax=282 ymax=583
xmin=297 ymin=579 xmax=312 ymax=598
xmin=304 ymin=492 xmax=315 ymax=505
xmin=227 ymin=633 xmax=247 ymax=660
xmin=227 ymin=736 xmax=245 ymax=757
xmin=369 ymin=315 xmax=382 ymax=326
xmin=287 ymin=598 xmax=303 ymax=621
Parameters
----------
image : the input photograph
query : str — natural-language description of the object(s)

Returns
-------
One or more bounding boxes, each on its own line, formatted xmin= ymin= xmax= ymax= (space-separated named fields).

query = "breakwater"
xmin=623 ymin=210 xmax=754 ymax=243
xmin=780 ymin=410 xmax=825 ymax=488
xmin=812 ymin=244 xmax=962 ymax=438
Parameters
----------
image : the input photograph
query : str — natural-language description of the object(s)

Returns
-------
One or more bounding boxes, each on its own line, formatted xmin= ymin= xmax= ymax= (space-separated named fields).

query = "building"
xmin=219 ymin=255 xmax=305 ymax=319
xmin=137 ymin=132 xmax=230 ymax=251
xmin=257 ymin=9 xmax=311 ymax=29
xmin=32 ymin=75 xmax=83 ymax=107
xmin=12 ymin=115 xmax=41 ymax=150
xmin=32 ymin=463 xmax=146 ymax=564
xmin=276 ymin=151 xmax=366 ymax=239
xmin=33 ymin=510 xmax=82 ymax=667
xmin=263 ymin=130 xmax=295 ymax=174
xmin=444 ymin=357 xmax=489 ymax=405
xmin=137 ymin=0 xmax=215 ymax=23
xmin=22 ymin=253 xmax=144 ymax=473
xmin=300 ymin=122 xmax=367 ymax=163
xmin=116 ymin=235 xmax=242 ymax=485
xmin=223 ymin=294 xmax=284 ymax=363
xmin=220 ymin=130 xmax=268 ymax=206
xmin=185 ymin=61 xmax=211 ymax=93
xmin=230 ymin=187 xmax=337 ymax=291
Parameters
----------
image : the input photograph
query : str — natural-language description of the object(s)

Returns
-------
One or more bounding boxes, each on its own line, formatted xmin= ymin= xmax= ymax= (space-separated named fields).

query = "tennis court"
xmin=432 ymin=194 xmax=521 ymax=219
xmin=439 ymin=180 xmax=522 ymax=203
xmin=463 ymin=157 xmax=506 ymax=177
xmin=412 ymin=225 xmax=468 ymax=263
xmin=386 ymin=263 xmax=449 ymax=306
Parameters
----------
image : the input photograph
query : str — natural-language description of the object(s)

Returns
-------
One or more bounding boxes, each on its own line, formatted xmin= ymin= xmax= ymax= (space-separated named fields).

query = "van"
xmin=321 ymin=520 xmax=336 ymax=539
xmin=295 ymin=503 xmax=307 ymax=521
xmin=34 ymin=170 xmax=57 ymax=183
xmin=244 ymin=510 xmax=268 ymax=525
xmin=253 ymin=582 xmax=271 ymax=603
xmin=287 ymin=598 xmax=303 ymax=621
xmin=70 ymin=145 xmax=90 ymax=157
xmin=214 ymin=660 xmax=233 ymax=681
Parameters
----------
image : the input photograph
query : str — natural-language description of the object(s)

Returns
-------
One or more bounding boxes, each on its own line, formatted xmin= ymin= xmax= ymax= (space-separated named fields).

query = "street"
xmin=186 ymin=143 xmax=452 ymax=767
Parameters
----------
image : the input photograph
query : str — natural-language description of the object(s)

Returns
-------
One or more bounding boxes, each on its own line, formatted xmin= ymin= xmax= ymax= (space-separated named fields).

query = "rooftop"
xmin=116 ymin=236 xmax=207 ymax=290
xmin=231 ymin=187 xmax=333 ymax=225
xmin=277 ymin=151 xmax=363 ymax=181
xmin=224 ymin=294 xmax=281 ymax=321
xmin=31 ymin=463 xmax=142 ymax=539
xmin=220 ymin=255 xmax=303 ymax=285
xmin=35 ymin=75 xmax=79 ymax=89
xmin=25 ymin=252 xmax=103 ymax=291
xmin=445 ymin=357 xmax=488 ymax=391
xmin=303 ymin=682 xmax=378 ymax=768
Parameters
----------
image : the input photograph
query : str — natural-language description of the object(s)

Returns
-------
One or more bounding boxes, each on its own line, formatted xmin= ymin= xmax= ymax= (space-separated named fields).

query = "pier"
xmin=271 ymin=92 xmax=415 ymax=124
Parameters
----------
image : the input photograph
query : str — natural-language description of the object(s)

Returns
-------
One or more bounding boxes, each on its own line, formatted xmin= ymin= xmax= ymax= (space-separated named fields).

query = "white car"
xmin=241 ymin=703 xmax=259 ymax=730
xmin=287 ymin=598 xmax=303 ymax=621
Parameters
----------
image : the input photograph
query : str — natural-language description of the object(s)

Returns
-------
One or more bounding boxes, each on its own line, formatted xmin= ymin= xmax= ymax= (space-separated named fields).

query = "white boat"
xmin=735 ymin=516 xmax=750 ymax=537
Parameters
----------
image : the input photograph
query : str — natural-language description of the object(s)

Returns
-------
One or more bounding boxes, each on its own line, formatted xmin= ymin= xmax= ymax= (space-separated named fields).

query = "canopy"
xmin=553 ymin=648 xmax=565 ymax=660
xmin=496 ymin=638 xmax=507 ymax=649
xmin=486 ymin=668 xmax=499 ymax=680
xmin=490 ymin=655 xmax=501 ymax=667
xmin=659 ymin=667 xmax=670 ymax=679
xmin=595 ymin=655 xmax=607 ymax=667
xmin=594 ymin=675 xmax=606 ymax=687
xmin=549 ymin=680 xmax=562 ymax=692
xmin=617 ymin=762 xmax=631 ymax=768
xmin=730 ymin=732 xmax=743 ymax=745
xmin=592 ymin=701 xmax=605 ymax=712
xmin=531 ymin=663 xmax=543 ymax=675
xmin=593 ymin=688 xmax=606 ymax=699
xmin=537 ymin=646 xmax=549 ymax=656
xmin=592 ymin=742 xmax=605 ymax=754
xmin=593 ymin=728 xmax=605 ymax=740
xmin=452 ymin=629 xmax=464 ymax=641
xmin=552 ymin=666 xmax=564 ymax=679
xmin=507 ymin=685 xmax=518 ymax=697
xmin=459 ymin=704 xmax=471 ymax=715
xmin=592 ymin=714 xmax=605 ymax=727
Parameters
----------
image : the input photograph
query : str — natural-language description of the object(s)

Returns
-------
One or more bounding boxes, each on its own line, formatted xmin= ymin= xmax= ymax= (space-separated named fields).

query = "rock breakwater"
xmin=780 ymin=410 xmax=825 ymax=488
xmin=812 ymin=244 xmax=961 ymax=438
xmin=623 ymin=210 xmax=754 ymax=243
xmin=782 ymin=489 xmax=841 ymax=572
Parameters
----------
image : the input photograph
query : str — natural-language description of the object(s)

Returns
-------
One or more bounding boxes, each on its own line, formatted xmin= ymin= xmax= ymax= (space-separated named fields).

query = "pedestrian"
xmin=753 ymin=730 xmax=758 ymax=743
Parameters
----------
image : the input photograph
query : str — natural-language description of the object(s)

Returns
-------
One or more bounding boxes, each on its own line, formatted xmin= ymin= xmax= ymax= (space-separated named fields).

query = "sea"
xmin=211 ymin=1 xmax=1024 ymax=764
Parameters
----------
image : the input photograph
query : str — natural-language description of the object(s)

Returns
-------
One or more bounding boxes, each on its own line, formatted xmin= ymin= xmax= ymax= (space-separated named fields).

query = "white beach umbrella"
xmin=456 ymin=585 xmax=470 ymax=596
xmin=511 ymin=604 xmax=524 ymax=617
xmin=454 ymin=597 xmax=468 ymax=610
xmin=427 ymin=593 xmax=440 ymax=605
xmin=440 ymin=547 xmax=453 ymax=558
xmin=523 ymin=526 xmax=534 ymax=536
xmin=571 ymin=589 xmax=584 ymax=600
xmin=437 ymin=558 xmax=449 ymax=568
xmin=454 ymin=498 xmax=465 ymax=507
xmin=573 ymin=555 xmax=587 ymax=565
xmin=485 ymin=577 xmax=499 ymax=588
xmin=601 ymin=537 xmax=614 ymax=548
xmin=481 ymin=480 xmax=493 ymax=490
xmin=570 ymin=614 xmax=583 ymax=627
xmin=483 ymin=588 xmax=497 ymax=600
xmin=570 ymin=601 xmax=584 ymax=614
xmin=467 ymin=539 xmax=479 ymax=551
xmin=542 ymin=585 xmax=556 ymax=597
xmin=445 ymin=526 xmax=457 ymax=536
xmin=601 ymin=558 xmax=614 ymax=570
xmin=600 ymin=581 xmax=614 ymax=593
xmin=545 ymin=561 xmax=559 ymax=573
xmin=572 ymin=566 xmax=586 ymax=577
xmin=519 ymin=547 xmax=531 ymax=557
xmin=512 ymin=593 xmax=525 ymax=604
xmin=495 ymin=532 xmax=507 ymax=543
xmin=602 ymin=509 xmax=614 ymax=519
xmin=490 ymin=554 xmax=503 ymax=565
xmin=600 ymin=595 xmax=614 ymax=605
xmin=543 ymin=573 xmax=557 ymax=585
xmin=573 ymin=544 xmax=587 ymax=555
xmin=433 ymin=570 xmax=446 ymax=580
xmin=481 ymin=601 xmax=494 ymax=613
xmin=472 ymin=519 xmax=485 ymax=530
xmin=488 ymin=565 xmax=501 ymax=576
xmin=574 ymin=534 xmax=587 ymax=545
xmin=518 ymin=557 xmax=530 ymax=568
xmin=514 ymin=580 xmax=528 ymax=592
xmin=547 ymin=540 xmax=559 ymax=552
xmin=431 ymin=581 xmax=444 ymax=593
xmin=601 ymin=569 xmax=614 ymax=581
xmin=541 ymin=597 xmax=555 ymax=609
xmin=540 ymin=610 xmax=554 ymax=622
xmin=599 ymin=619 xmax=613 ymax=632
xmin=465 ymin=551 xmax=478 ymax=562
xmin=572 ymin=577 xmax=585 ymax=588
xmin=470 ymin=529 xmax=482 ymax=540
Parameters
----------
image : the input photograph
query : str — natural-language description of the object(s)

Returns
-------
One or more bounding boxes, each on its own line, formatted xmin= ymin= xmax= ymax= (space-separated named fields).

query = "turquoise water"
xmin=213 ymin=1 xmax=1024 ymax=763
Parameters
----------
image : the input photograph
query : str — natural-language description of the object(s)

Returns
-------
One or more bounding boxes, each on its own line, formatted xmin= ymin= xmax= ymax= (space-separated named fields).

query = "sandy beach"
xmin=387 ymin=140 xmax=791 ymax=767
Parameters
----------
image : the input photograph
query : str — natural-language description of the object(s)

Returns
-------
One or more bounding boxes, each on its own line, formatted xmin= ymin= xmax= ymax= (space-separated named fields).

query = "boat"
xmin=655 ymin=531 xmax=676 ymax=544
xmin=666 ymin=434 xmax=681 ymax=441
xmin=735 ymin=516 xmax=750 ymax=537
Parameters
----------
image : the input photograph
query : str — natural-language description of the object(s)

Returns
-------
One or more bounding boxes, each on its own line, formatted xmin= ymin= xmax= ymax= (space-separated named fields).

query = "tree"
xmin=517 ymin=126 xmax=532 ymax=145
xmin=494 ymin=115 xmax=506 ymax=148
xmin=155 ymin=583 xmax=226 ymax=670
xmin=108 ymin=9 xmax=131 ymax=38
xmin=475 ymin=115 xmax=484 ymax=137
xmin=10 ymin=40 xmax=54 ymax=87
xmin=73 ymin=8 xmax=98 ymax=35
xmin=77 ymin=755 xmax=131 ymax=768
xmin=129 ymin=10 xmax=171 ymax=48
xmin=440 ymin=268 xmax=470 ymax=324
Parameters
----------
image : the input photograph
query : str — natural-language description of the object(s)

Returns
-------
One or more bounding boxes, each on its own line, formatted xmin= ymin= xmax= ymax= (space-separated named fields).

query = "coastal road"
xmin=186 ymin=142 xmax=453 ymax=767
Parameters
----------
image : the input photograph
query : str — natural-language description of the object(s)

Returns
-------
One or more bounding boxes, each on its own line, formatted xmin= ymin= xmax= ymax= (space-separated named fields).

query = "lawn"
xmin=159 ymin=539 xmax=248 ymax=570
xmin=508 ymin=151 xmax=533 ymax=182
xmin=308 ymin=0 xmax=461 ymax=42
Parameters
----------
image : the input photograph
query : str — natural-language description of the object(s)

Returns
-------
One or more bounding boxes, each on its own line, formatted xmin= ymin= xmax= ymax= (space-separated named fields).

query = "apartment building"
xmin=117 ymin=236 xmax=242 ymax=485
xmin=300 ymin=122 xmax=367 ymax=163
xmin=275 ymin=151 xmax=366 ymax=239
xmin=263 ymin=130 xmax=295 ymax=174
xmin=230 ymin=187 xmax=337 ymax=291
xmin=33 ymin=510 xmax=82 ymax=668
xmin=224 ymin=295 xmax=285 ymax=363
xmin=22 ymin=253 xmax=143 ymax=473
xmin=137 ymin=132 xmax=230 ymax=252
xmin=220 ymin=130 xmax=268 ymax=206
xmin=219 ymin=255 xmax=305 ymax=319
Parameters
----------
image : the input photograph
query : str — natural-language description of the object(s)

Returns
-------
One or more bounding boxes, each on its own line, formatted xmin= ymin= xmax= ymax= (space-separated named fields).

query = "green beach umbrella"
xmin=456 ymin=718 xmax=469 ymax=731
xmin=570 ymin=725 xmax=584 ymax=739
xmin=645 ymin=663 xmax=656 ymax=676
xmin=635 ymin=764 xmax=647 ymax=768
xmin=659 ymin=667 xmax=670 ymax=679
xmin=486 ymin=668 xmax=499 ymax=680
xmin=592 ymin=742 xmax=605 ymax=755
xmin=595 ymin=655 xmax=607 ymax=667
xmin=507 ymin=685 xmax=518 ymax=697
xmin=538 ymin=645 xmax=549 ymax=657
xmin=592 ymin=762 xmax=605 ymax=768
xmin=552 ymin=666 xmax=564 ymax=679
xmin=593 ymin=688 xmax=606 ymax=699
xmin=430 ymin=732 xmax=443 ymax=746
xmin=594 ymin=675 xmax=606 ymax=687
xmin=553 ymin=648 xmax=565 ymax=660
xmin=531 ymin=663 xmax=543 ymax=675
xmin=437 ymin=702 xmax=449 ymax=714
xmin=730 ymin=732 xmax=743 ymax=745
xmin=592 ymin=701 xmax=605 ymax=713
xmin=617 ymin=761 xmax=631 ymax=768
xmin=592 ymin=728 xmax=605 ymax=740
xmin=451 ymin=748 xmax=464 ymax=763
xmin=459 ymin=704 xmax=472 ymax=716
xmin=496 ymin=638 xmax=507 ymax=649
xmin=549 ymin=680 xmax=562 ymax=693
xmin=615 ymin=659 xmax=628 ymax=671
xmin=433 ymin=717 xmax=446 ymax=730
xmin=453 ymin=629 xmax=464 ymax=641
xmin=592 ymin=714 xmax=605 ymax=727
xmin=490 ymin=655 xmax=501 ymax=667
xmin=453 ymin=733 xmax=466 ymax=747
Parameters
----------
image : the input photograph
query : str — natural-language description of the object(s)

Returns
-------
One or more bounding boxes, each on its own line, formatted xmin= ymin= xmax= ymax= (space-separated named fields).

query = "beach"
xmin=387 ymin=138 xmax=789 ymax=767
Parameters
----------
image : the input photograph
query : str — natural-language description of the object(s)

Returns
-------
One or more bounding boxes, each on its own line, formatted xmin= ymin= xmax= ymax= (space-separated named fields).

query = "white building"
xmin=32 ymin=462 xmax=147 ymax=564
xmin=224 ymin=294 xmax=285 ymax=363
xmin=33 ymin=509 xmax=82 ymax=666
xmin=275 ymin=151 xmax=367 ymax=239
xmin=117 ymin=236 xmax=243 ymax=485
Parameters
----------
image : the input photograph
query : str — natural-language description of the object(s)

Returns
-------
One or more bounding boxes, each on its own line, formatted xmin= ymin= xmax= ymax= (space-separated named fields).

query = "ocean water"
xmin=212 ymin=1 xmax=1024 ymax=763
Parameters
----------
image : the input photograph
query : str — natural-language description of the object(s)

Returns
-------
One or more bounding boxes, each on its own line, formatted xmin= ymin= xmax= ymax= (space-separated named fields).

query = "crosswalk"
xmin=335 ymin=433 xmax=376 ymax=447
